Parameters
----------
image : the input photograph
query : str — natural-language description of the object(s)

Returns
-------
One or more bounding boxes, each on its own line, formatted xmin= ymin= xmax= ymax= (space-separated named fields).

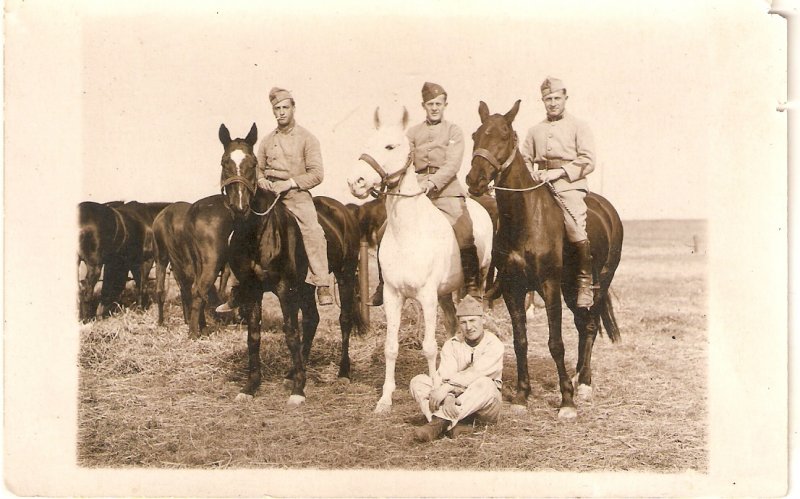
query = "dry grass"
xmin=78 ymin=219 xmax=707 ymax=471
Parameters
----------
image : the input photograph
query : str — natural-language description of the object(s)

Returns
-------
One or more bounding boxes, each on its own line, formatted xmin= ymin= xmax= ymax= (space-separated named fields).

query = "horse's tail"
xmin=598 ymin=287 xmax=621 ymax=343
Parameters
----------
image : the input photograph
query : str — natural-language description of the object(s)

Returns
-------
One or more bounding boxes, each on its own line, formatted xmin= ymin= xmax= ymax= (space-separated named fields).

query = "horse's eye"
xmin=385 ymin=144 xmax=396 ymax=151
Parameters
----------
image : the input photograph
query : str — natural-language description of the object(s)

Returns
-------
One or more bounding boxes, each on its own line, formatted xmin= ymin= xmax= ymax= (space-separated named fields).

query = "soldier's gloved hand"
xmin=428 ymin=384 xmax=451 ymax=413
xmin=542 ymin=169 xmax=565 ymax=182
xmin=257 ymin=178 xmax=270 ymax=191
xmin=269 ymin=179 xmax=293 ymax=194
xmin=442 ymin=394 xmax=460 ymax=419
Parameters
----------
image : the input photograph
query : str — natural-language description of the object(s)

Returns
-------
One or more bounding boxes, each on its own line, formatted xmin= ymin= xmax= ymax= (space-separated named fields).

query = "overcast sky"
xmin=26 ymin=0 xmax=789 ymax=221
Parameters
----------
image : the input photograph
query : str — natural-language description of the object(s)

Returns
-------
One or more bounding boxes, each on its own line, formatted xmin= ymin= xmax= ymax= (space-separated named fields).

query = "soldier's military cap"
xmin=540 ymin=77 xmax=566 ymax=97
xmin=422 ymin=81 xmax=447 ymax=103
xmin=269 ymin=87 xmax=293 ymax=106
xmin=456 ymin=295 xmax=484 ymax=317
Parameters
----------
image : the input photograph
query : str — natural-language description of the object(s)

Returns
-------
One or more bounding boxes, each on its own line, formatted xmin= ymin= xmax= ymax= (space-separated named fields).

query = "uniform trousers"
xmin=555 ymin=189 xmax=589 ymax=243
xmin=281 ymin=189 xmax=330 ymax=286
xmin=429 ymin=196 xmax=475 ymax=249
xmin=409 ymin=374 xmax=501 ymax=430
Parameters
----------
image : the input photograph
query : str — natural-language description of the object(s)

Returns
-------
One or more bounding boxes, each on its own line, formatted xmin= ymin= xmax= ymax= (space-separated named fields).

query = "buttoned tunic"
xmin=407 ymin=120 xmax=465 ymax=198
xmin=521 ymin=113 xmax=595 ymax=193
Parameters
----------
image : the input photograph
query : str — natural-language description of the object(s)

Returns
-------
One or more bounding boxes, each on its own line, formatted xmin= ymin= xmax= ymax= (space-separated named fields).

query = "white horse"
xmin=347 ymin=106 xmax=493 ymax=413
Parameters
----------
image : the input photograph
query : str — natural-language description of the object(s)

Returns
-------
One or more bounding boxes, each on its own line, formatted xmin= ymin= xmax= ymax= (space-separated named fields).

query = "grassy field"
xmin=78 ymin=219 xmax=707 ymax=471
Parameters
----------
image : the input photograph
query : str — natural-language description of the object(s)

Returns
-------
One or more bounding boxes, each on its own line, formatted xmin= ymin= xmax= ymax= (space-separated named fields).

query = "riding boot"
xmin=413 ymin=415 xmax=450 ymax=443
xmin=317 ymin=285 xmax=334 ymax=306
xmin=460 ymin=245 xmax=482 ymax=299
xmin=575 ymin=239 xmax=594 ymax=308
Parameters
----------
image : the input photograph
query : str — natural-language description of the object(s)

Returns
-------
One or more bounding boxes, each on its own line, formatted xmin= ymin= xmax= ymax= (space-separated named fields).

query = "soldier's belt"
xmin=534 ymin=159 xmax=571 ymax=170
xmin=416 ymin=166 xmax=440 ymax=175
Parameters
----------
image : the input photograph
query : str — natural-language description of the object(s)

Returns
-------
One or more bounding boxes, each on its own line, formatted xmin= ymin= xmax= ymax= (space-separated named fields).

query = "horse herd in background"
xmin=78 ymin=101 xmax=623 ymax=418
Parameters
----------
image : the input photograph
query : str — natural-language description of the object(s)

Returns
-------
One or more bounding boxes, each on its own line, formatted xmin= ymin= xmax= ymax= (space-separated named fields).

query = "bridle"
xmin=358 ymin=152 xmax=422 ymax=198
xmin=471 ymin=131 xmax=519 ymax=176
xmin=220 ymin=174 xmax=256 ymax=196
xmin=471 ymin=130 xmax=547 ymax=193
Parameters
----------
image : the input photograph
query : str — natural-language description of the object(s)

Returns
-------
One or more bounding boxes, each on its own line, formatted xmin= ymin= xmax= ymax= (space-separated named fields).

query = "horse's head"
xmin=219 ymin=123 xmax=258 ymax=216
xmin=466 ymin=100 xmax=521 ymax=196
xmin=347 ymin=106 xmax=411 ymax=199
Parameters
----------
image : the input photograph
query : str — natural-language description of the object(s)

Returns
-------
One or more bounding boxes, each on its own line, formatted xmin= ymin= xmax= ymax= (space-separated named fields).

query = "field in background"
xmin=78 ymin=219 xmax=707 ymax=470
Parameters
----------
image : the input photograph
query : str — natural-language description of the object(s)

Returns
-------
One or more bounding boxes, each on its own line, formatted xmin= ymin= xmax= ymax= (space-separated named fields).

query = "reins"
xmin=251 ymin=193 xmax=282 ymax=216
xmin=358 ymin=152 xmax=425 ymax=198
xmin=472 ymin=129 xmax=580 ymax=225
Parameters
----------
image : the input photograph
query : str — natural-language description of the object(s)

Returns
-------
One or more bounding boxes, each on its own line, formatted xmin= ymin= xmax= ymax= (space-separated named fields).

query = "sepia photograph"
xmin=4 ymin=0 xmax=790 ymax=496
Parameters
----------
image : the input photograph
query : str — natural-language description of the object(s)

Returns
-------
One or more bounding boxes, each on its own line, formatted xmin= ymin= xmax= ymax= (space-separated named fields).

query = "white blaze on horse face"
xmin=229 ymin=149 xmax=246 ymax=210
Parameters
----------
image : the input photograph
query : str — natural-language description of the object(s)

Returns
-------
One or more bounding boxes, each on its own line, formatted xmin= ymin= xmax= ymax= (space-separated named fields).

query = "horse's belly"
xmin=380 ymin=237 xmax=460 ymax=296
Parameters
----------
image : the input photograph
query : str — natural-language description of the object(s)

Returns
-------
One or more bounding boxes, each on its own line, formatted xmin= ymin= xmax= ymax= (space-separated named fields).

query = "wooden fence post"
xmin=359 ymin=238 xmax=370 ymax=327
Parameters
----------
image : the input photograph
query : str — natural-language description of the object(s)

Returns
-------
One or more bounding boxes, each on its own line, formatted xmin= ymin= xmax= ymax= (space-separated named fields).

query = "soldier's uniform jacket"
xmin=407 ymin=119 xmax=465 ymax=198
xmin=521 ymin=112 xmax=595 ymax=193
xmin=438 ymin=331 xmax=504 ymax=391
xmin=256 ymin=124 xmax=323 ymax=191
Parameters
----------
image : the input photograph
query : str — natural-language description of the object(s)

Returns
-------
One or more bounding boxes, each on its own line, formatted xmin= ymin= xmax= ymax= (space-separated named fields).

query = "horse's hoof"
xmin=336 ymin=377 xmax=351 ymax=385
xmin=373 ymin=402 xmax=392 ymax=414
xmin=235 ymin=393 xmax=254 ymax=403
xmin=287 ymin=395 xmax=306 ymax=408
xmin=509 ymin=404 xmax=527 ymax=415
xmin=576 ymin=384 xmax=593 ymax=402
xmin=558 ymin=406 xmax=578 ymax=420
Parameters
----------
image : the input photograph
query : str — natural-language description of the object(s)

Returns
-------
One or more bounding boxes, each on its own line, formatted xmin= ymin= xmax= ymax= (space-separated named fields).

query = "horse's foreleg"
xmin=375 ymin=288 xmax=403 ymax=414
xmin=336 ymin=274 xmax=356 ymax=380
xmin=504 ymin=286 xmax=530 ymax=409
xmin=420 ymin=292 xmax=441 ymax=386
xmin=573 ymin=309 xmax=599 ymax=402
xmin=541 ymin=278 xmax=575 ymax=419
xmin=236 ymin=281 xmax=263 ymax=401
xmin=298 ymin=283 xmax=320 ymax=376
xmin=438 ymin=294 xmax=457 ymax=338
xmin=80 ymin=263 xmax=102 ymax=322
xmin=155 ymin=260 xmax=167 ymax=325
xmin=277 ymin=284 xmax=305 ymax=408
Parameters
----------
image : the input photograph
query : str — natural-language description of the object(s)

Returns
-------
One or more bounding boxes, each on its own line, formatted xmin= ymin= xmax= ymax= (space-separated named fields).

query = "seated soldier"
xmin=409 ymin=296 xmax=504 ymax=442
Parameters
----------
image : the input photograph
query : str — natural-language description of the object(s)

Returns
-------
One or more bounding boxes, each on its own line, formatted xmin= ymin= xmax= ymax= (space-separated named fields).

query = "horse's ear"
xmin=219 ymin=124 xmax=231 ymax=147
xmin=401 ymin=106 xmax=409 ymax=129
xmin=373 ymin=107 xmax=381 ymax=130
xmin=504 ymin=100 xmax=521 ymax=123
xmin=478 ymin=101 xmax=490 ymax=123
xmin=245 ymin=122 xmax=258 ymax=147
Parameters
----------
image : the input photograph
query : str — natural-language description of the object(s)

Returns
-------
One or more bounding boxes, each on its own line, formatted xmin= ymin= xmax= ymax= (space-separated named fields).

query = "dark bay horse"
xmin=466 ymin=101 xmax=623 ymax=419
xmin=153 ymin=201 xmax=233 ymax=327
xmin=218 ymin=123 xmax=363 ymax=407
xmin=78 ymin=201 xmax=146 ymax=321
xmin=113 ymin=201 xmax=171 ymax=307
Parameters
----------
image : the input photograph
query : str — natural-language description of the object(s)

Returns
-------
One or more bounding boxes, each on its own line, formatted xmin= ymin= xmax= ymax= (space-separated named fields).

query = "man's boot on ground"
xmin=215 ymin=285 xmax=240 ymax=313
xmin=575 ymin=239 xmax=594 ymax=308
xmin=460 ymin=245 xmax=482 ymax=299
xmin=317 ymin=285 xmax=333 ymax=306
xmin=370 ymin=279 xmax=384 ymax=307
xmin=413 ymin=415 xmax=450 ymax=443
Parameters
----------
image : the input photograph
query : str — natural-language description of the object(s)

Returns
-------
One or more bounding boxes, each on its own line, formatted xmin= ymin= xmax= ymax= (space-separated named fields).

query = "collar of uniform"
xmin=275 ymin=123 xmax=296 ymax=135
xmin=547 ymin=113 xmax=566 ymax=122
xmin=425 ymin=119 xmax=442 ymax=126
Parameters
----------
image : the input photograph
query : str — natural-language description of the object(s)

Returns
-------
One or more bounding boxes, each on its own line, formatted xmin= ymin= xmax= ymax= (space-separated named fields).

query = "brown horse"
xmin=152 ymin=201 xmax=232 ymax=327
xmin=218 ymin=123 xmax=364 ymax=407
xmin=78 ymin=201 xmax=146 ymax=321
xmin=466 ymin=100 xmax=623 ymax=419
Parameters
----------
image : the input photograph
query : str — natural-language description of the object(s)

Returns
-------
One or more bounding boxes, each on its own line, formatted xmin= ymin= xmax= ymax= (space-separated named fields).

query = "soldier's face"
xmin=459 ymin=315 xmax=485 ymax=345
xmin=542 ymin=90 xmax=567 ymax=118
xmin=272 ymin=99 xmax=295 ymax=126
xmin=422 ymin=94 xmax=447 ymax=123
